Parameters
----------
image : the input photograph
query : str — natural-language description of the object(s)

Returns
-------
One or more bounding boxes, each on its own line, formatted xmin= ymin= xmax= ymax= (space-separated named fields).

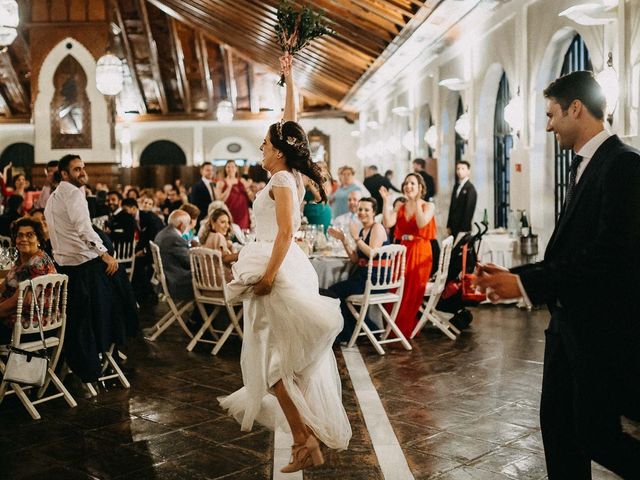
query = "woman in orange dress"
xmin=381 ymin=173 xmax=436 ymax=338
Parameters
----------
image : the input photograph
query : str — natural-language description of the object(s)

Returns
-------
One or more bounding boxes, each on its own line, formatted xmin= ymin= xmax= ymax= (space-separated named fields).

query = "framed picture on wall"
xmin=307 ymin=128 xmax=330 ymax=172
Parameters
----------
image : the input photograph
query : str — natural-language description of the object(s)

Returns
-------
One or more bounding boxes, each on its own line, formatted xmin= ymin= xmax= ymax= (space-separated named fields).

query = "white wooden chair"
xmin=113 ymin=239 xmax=137 ymax=281
xmin=188 ymin=248 xmax=243 ymax=355
xmin=91 ymin=215 xmax=109 ymax=230
xmin=145 ymin=242 xmax=194 ymax=341
xmin=0 ymin=274 xmax=77 ymax=420
xmin=411 ymin=236 xmax=460 ymax=340
xmin=345 ymin=244 xmax=411 ymax=355
xmin=81 ymin=343 xmax=130 ymax=397
xmin=0 ymin=235 xmax=11 ymax=248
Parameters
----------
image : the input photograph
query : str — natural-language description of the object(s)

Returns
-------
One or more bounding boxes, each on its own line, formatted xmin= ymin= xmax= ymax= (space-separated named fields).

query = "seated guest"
xmin=0 ymin=217 xmax=56 ymax=343
xmin=200 ymin=208 xmax=238 ymax=282
xmin=179 ymin=203 xmax=201 ymax=246
xmin=126 ymin=188 xmax=140 ymax=200
xmin=327 ymin=197 xmax=388 ymax=342
xmin=154 ymin=210 xmax=193 ymax=300
xmin=199 ymin=201 xmax=244 ymax=244
xmin=161 ymin=188 xmax=183 ymax=219
xmin=330 ymin=166 xmax=365 ymax=218
xmin=105 ymin=192 xmax=136 ymax=244
xmin=0 ymin=195 xmax=24 ymax=237
xmin=29 ymin=208 xmax=53 ymax=258
xmin=332 ymin=189 xmax=362 ymax=232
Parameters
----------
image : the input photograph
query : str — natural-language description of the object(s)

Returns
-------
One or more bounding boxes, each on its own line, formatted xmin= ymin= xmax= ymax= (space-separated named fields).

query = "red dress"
xmin=223 ymin=181 xmax=251 ymax=230
xmin=394 ymin=204 xmax=437 ymax=337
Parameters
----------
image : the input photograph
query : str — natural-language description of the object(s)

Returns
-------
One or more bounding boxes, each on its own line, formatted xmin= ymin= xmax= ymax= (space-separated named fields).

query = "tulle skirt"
xmin=219 ymin=240 xmax=352 ymax=450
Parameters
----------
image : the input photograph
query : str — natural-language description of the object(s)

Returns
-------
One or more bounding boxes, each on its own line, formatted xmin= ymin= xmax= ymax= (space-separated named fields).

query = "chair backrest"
xmin=0 ymin=235 xmax=11 ymax=248
xmin=13 ymin=273 xmax=68 ymax=342
xmin=424 ymin=236 xmax=454 ymax=310
xmin=113 ymin=239 xmax=137 ymax=262
xmin=364 ymin=244 xmax=406 ymax=293
xmin=92 ymin=215 xmax=109 ymax=230
xmin=189 ymin=247 xmax=225 ymax=298
xmin=149 ymin=241 xmax=170 ymax=296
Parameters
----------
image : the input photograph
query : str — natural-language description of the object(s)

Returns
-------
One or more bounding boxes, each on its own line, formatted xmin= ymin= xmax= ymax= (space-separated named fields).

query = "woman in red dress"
xmin=215 ymin=160 xmax=251 ymax=230
xmin=381 ymin=173 xmax=436 ymax=338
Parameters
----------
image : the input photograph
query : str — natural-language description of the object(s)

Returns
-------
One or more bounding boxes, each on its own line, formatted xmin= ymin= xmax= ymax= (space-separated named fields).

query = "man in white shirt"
xmin=475 ymin=71 xmax=640 ymax=479
xmin=45 ymin=154 xmax=118 ymax=383
xmin=332 ymin=190 xmax=362 ymax=232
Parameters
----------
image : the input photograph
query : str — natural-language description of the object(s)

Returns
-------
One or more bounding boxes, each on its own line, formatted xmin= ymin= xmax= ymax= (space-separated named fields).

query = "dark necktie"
xmin=565 ymin=154 xmax=583 ymax=207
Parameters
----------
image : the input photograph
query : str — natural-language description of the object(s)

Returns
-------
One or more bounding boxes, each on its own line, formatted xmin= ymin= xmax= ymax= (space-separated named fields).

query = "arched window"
xmin=139 ymin=141 xmax=187 ymax=166
xmin=554 ymin=34 xmax=593 ymax=219
xmin=455 ymin=96 xmax=465 ymax=162
xmin=494 ymin=73 xmax=512 ymax=228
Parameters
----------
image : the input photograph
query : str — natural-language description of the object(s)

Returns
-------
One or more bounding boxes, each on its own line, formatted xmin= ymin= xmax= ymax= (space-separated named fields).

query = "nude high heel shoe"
xmin=280 ymin=434 xmax=325 ymax=473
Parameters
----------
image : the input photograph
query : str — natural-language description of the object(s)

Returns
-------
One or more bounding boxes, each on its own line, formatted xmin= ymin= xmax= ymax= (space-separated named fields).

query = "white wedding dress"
xmin=219 ymin=170 xmax=352 ymax=450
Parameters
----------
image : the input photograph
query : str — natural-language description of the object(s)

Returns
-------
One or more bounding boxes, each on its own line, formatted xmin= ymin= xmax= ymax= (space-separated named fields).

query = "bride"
xmin=219 ymin=55 xmax=351 ymax=473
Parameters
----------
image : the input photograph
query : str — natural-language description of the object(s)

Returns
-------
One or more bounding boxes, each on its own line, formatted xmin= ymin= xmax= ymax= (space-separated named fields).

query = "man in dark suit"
xmin=154 ymin=210 xmax=193 ymax=301
xmin=363 ymin=165 xmax=400 ymax=213
xmin=412 ymin=158 xmax=436 ymax=200
xmin=446 ymin=160 xmax=477 ymax=237
xmin=122 ymin=198 xmax=164 ymax=302
xmin=189 ymin=161 xmax=216 ymax=223
xmin=476 ymin=71 xmax=640 ymax=479
xmin=105 ymin=191 xmax=136 ymax=244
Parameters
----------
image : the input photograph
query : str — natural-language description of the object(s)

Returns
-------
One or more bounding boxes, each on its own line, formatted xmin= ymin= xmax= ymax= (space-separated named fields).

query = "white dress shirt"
xmin=455 ymin=177 xmax=469 ymax=198
xmin=45 ymin=181 xmax=108 ymax=266
xmin=202 ymin=176 xmax=215 ymax=200
xmin=516 ymin=129 xmax=612 ymax=307
xmin=332 ymin=211 xmax=362 ymax=232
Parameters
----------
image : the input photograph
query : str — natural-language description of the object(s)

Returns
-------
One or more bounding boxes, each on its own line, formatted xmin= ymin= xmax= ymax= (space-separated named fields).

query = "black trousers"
xmin=541 ymin=314 xmax=640 ymax=479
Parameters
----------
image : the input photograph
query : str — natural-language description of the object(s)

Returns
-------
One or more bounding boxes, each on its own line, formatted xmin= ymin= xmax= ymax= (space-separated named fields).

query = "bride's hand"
xmin=280 ymin=53 xmax=293 ymax=78
xmin=253 ymin=276 xmax=274 ymax=296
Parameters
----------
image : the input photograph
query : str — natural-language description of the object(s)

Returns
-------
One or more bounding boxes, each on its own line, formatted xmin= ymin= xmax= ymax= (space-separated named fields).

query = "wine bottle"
xmin=482 ymin=208 xmax=488 ymax=226
xmin=520 ymin=210 xmax=530 ymax=237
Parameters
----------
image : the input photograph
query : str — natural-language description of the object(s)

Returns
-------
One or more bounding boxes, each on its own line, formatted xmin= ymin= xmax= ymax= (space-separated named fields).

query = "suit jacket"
xmin=154 ymin=225 xmax=193 ymax=300
xmin=137 ymin=210 xmax=164 ymax=254
xmin=447 ymin=180 xmax=477 ymax=236
xmin=512 ymin=135 xmax=640 ymax=405
xmin=189 ymin=179 xmax=215 ymax=222
xmin=363 ymin=174 xmax=400 ymax=213
xmin=417 ymin=170 xmax=436 ymax=200
xmin=107 ymin=210 xmax=137 ymax=244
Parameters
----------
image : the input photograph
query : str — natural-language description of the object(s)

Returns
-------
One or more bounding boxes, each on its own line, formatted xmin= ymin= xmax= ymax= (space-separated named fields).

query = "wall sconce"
xmin=392 ymin=106 xmax=411 ymax=117
xmin=439 ymin=78 xmax=469 ymax=91
xmin=96 ymin=53 xmax=124 ymax=96
xmin=504 ymin=87 xmax=524 ymax=134
xmin=0 ymin=0 xmax=19 ymax=47
xmin=216 ymin=100 xmax=234 ymax=123
xmin=424 ymin=125 xmax=438 ymax=149
xmin=559 ymin=3 xmax=617 ymax=26
xmin=402 ymin=130 xmax=414 ymax=151
xmin=455 ymin=112 xmax=471 ymax=141
xmin=596 ymin=52 xmax=618 ymax=123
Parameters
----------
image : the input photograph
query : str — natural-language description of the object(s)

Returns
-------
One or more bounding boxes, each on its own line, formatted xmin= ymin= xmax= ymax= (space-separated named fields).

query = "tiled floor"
xmin=0 ymin=302 xmax=631 ymax=479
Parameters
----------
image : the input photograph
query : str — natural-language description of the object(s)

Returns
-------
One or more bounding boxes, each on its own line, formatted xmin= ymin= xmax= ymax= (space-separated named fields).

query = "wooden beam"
xmin=196 ymin=31 xmax=213 ymax=113
xmin=168 ymin=16 xmax=191 ymax=113
xmin=247 ymin=63 xmax=259 ymax=114
xmin=112 ymin=0 xmax=147 ymax=113
xmin=220 ymin=45 xmax=236 ymax=108
xmin=0 ymin=50 xmax=29 ymax=113
xmin=137 ymin=0 xmax=168 ymax=114
xmin=0 ymin=91 xmax=12 ymax=117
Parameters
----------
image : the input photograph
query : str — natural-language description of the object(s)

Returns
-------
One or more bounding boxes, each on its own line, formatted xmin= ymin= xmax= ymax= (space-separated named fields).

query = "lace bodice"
xmin=253 ymin=170 xmax=304 ymax=242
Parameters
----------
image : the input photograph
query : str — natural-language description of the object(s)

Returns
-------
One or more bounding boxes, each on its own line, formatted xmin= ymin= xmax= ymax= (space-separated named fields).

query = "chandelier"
xmin=455 ymin=112 xmax=471 ymax=141
xmin=504 ymin=89 xmax=524 ymax=133
xmin=424 ymin=125 xmax=438 ymax=149
xmin=0 ymin=0 xmax=19 ymax=47
xmin=216 ymin=100 xmax=234 ymax=123
xmin=96 ymin=53 xmax=124 ymax=96
xmin=596 ymin=52 xmax=619 ymax=120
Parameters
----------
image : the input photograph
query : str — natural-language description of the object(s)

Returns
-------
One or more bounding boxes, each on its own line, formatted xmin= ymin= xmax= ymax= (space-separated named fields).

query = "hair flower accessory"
xmin=286 ymin=136 xmax=297 ymax=146
xmin=275 ymin=121 xmax=284 ymax=140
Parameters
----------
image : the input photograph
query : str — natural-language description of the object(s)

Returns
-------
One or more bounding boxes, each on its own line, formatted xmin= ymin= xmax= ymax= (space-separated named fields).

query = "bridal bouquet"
xmin=275 ymin=0 xmax=333 ymax=86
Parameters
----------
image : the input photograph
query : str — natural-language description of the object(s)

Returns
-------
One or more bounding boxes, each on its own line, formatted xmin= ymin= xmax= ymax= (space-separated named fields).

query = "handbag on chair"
xmin=2 ymin=280 xmax=50 ymax=387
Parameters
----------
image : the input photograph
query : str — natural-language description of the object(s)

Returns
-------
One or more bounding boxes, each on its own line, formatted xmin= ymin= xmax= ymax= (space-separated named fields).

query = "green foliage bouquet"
xmin=275 ymin=0 xmax=333 ymax=85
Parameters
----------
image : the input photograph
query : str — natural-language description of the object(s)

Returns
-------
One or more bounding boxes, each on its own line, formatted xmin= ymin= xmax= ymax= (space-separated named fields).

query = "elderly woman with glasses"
xmin=0 ymin=217 xmax=56 ymax=343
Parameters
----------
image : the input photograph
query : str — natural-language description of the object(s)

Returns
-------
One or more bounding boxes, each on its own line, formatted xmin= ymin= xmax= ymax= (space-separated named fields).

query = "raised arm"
xmin=380 ymin=186 xmax=397 ymax=228
xmin=415 ymin=200 xmax=435 ymax=229
xmin=281 ymin=54 xmax=296 ymax=123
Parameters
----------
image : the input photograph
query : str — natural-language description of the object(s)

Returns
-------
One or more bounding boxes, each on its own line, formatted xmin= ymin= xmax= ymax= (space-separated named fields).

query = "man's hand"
xmin=101 ymin=253 xmax=119 ymax=276
xmin=253 ymin=276 xmax=274 ymax=296
xmin=473 ymin=266 xmax=521 ymax=303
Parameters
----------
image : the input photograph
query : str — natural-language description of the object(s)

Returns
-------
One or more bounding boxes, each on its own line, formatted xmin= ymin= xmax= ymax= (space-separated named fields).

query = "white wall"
xmin=356 ymin=0 xmax=633 ymax=250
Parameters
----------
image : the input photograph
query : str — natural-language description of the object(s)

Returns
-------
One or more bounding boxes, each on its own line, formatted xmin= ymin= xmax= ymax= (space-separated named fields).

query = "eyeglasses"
xmin=16 ymin=232 xmax=36 ymax=239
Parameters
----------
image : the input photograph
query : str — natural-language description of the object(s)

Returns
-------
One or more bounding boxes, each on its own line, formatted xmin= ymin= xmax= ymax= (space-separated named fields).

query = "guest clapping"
xmin=215 ymin=160 xmax=251 ymax=230
xmin=381 ymin=173 xmax=437 ymax=338
xmin=328 ymin=197 xmax=388 ymax=343
xmin=200 ymin=208 xmax=238 ymax=281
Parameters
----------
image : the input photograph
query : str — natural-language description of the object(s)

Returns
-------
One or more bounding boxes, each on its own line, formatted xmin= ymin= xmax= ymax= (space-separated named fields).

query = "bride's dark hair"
xmin=269 ymin=121 xmax=328 ymax=203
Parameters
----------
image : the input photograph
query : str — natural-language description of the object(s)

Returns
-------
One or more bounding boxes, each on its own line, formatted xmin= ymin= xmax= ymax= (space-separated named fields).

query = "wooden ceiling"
xmin=0 ymin=0 xmax=439 ymax=121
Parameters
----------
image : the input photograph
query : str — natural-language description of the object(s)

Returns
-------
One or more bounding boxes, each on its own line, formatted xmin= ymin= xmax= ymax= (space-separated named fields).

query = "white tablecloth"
xmin=478 ymin=233 xmax=519 ymax=269
xmin=309 ymin=256 xmax=353 ymax=289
